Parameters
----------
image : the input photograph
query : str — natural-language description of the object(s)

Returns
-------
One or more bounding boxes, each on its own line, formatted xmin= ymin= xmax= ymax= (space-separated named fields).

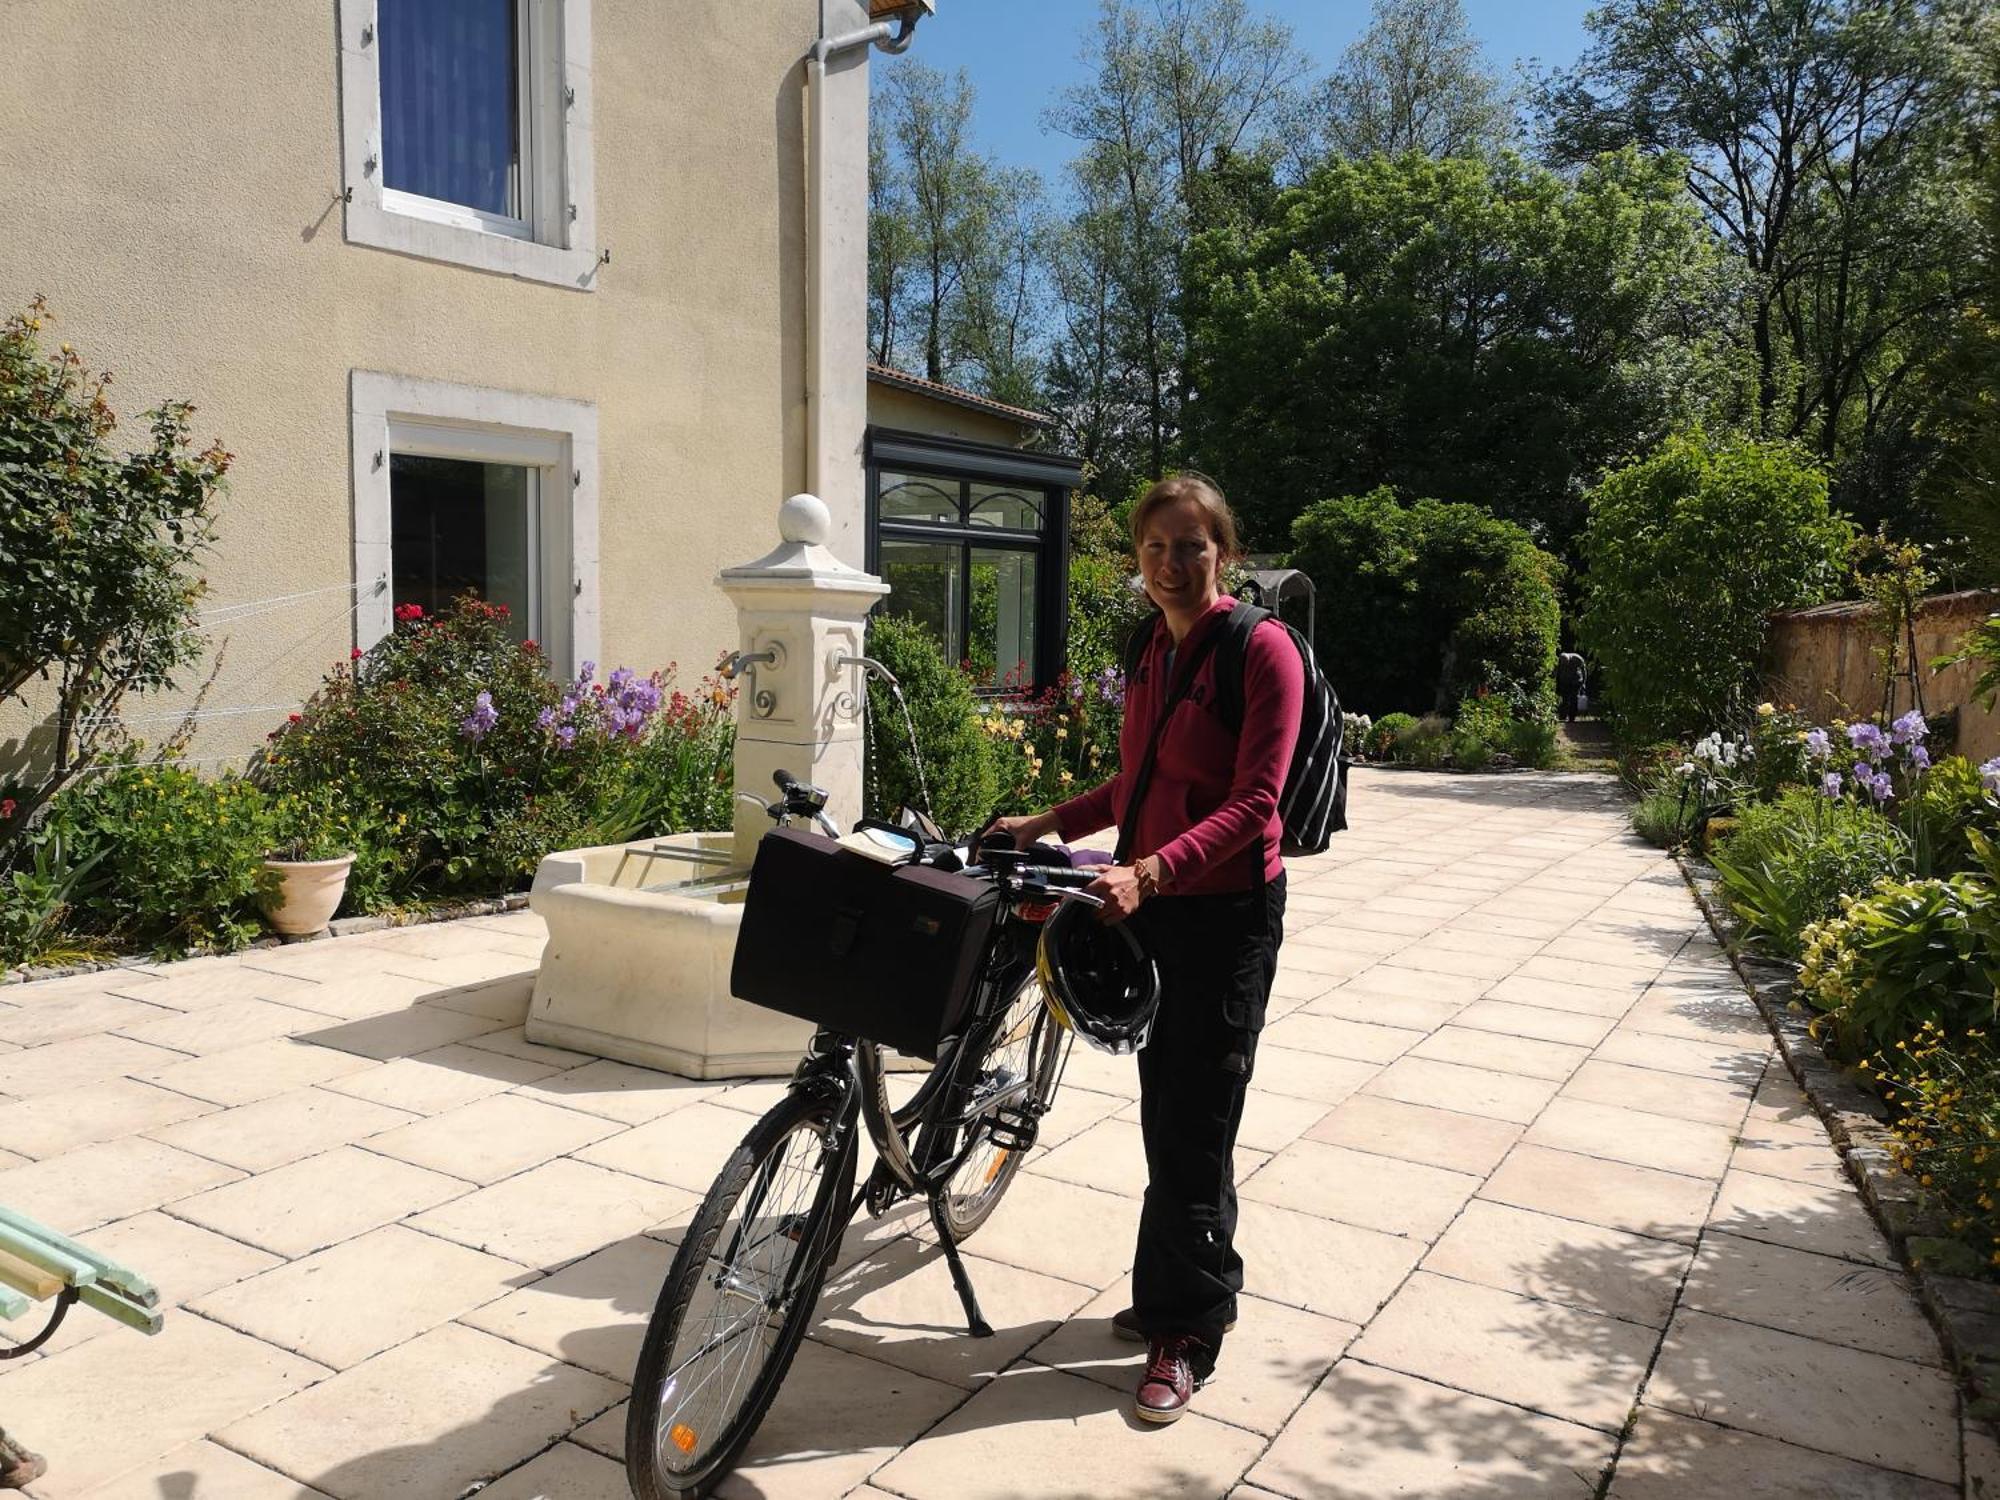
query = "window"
xmin=351 ymin=371 xmax=599 ymax=671
xmin=338 ymin=0 xmax=597 ymax=288
xmin=867 ymin=431 xmax=1081 ymax=695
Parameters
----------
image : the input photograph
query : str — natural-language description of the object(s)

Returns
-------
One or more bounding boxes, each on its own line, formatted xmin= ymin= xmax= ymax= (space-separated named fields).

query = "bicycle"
xmin=625 ymin=769 xmax=1108 ymax=1500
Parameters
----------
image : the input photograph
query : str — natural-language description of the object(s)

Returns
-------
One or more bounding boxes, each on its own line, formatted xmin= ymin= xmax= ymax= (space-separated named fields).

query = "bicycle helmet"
xmin=1035 ymin=898 xmax=1161 ymax=1054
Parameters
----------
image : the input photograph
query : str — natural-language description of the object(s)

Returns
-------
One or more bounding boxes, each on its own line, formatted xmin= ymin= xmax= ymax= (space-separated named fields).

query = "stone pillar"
xmin=718 ymin=493 xmax=889 ymax=869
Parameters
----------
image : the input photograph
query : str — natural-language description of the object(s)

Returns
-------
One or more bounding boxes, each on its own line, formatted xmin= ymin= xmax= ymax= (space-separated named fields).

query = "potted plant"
xmin=260 ymin=788 xmax=357 ymax=937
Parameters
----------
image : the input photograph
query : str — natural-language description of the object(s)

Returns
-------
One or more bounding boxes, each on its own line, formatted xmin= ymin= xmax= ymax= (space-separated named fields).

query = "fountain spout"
xmin=833 ymin=654 xmax=898 ymax=689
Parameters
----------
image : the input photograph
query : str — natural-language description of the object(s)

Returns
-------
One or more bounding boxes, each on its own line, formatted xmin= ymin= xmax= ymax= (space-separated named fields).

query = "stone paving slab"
xmin=0 ymin=770 xmax=1972 ymax=1497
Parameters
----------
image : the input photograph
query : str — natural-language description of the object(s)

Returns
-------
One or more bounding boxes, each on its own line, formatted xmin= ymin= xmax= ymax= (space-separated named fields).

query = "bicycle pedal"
xmin=983 ymin=1107 xmax=1040 ymax=1154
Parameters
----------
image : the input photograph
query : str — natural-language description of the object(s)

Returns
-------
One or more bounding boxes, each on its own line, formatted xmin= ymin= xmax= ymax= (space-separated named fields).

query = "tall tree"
xmin=1319 ymin=0 xmax=1516 ymax=160
xmin=1046 ymin=0 xmax=1305 ymax=487
xmin=1539 ymin=0 xmax=1985 ymax=535
xmin=872 ymin=62 xmax=1047 ymax=400
xmin=1182 ymin=149 xmax=1740 ymax=551
xmin=867 ymin=115 xmax=915 ymax=367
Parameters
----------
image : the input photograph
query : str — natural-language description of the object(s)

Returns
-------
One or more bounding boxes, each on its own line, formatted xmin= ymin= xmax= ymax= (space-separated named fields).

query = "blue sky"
xmin=880 ymin=1 xmax=1597 ymax=188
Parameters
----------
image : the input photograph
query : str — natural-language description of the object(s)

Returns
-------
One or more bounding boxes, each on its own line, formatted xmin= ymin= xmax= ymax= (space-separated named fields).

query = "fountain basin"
xmin=524 ymin=831 xmax=926 ymax=1079
xmin=524 ymin=832 xmax=815 ymax=1079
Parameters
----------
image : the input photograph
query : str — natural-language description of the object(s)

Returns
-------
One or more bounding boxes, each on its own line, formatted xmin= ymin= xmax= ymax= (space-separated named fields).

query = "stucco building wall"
xmin=0 ymin=0 xmax=835 ymax=766
xmin=1766 ymin=591 xmax=2000 ymax=763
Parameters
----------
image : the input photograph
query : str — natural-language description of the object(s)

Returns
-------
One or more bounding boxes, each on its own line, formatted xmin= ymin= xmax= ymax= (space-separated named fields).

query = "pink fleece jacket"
xmin=1053 ymin=596 xmax=1303 ymax=895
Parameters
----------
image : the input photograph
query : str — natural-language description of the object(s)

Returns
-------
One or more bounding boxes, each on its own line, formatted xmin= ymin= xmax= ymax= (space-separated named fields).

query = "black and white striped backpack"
xmin=1120 ymin=604 xmax=1349 ymax=854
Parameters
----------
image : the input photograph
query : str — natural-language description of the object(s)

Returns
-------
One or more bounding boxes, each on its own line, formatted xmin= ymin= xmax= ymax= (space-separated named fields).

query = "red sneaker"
xmin=1134 ymin=1335 xmax=1205 ymax=1425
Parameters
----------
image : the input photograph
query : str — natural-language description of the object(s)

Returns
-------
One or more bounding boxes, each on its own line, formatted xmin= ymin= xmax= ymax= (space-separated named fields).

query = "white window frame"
xmin=351 ymin=371 xmax=600 ymax=674
xmin=337 ymin=0 xmax=598 ymax=290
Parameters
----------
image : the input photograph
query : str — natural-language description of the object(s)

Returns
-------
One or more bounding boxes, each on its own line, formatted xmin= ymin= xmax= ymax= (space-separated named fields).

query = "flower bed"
xmin=1638 ymin=702 xmax=2000 ymax=1283
xmin=0 ymin=596 xmax=734 ymax=966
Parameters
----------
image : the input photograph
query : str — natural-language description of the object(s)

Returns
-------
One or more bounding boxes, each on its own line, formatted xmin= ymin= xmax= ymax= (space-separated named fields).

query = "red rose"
xmin=393 ymin=603 xmax=424 ymax=623
xmin=0 ymin=798 xmax=15 ymax=821
xmin=350 ymin=647 xmax=364 ymax=661
xmin=288 ymin=713 xmax=303 ymax=724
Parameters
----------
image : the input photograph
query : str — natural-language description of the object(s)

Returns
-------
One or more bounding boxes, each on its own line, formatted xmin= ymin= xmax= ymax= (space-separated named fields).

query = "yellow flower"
xmin=1059 ymin=770 xmax=1074 ymax=785
xmin=1757 ymin=702 xmax=1775 ymax=715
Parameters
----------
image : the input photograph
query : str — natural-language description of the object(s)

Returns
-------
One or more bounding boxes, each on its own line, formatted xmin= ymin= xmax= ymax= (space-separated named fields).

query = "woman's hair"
xmin=1129 ymin=472 xmax=1243 ymax=562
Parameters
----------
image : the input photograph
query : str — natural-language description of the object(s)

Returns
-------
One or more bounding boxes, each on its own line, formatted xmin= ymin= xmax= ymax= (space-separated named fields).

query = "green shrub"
xmin=864 ymin=613 xmax=999 ymax=836
xmin=0 ymin=300 xmax=231 ymax=865
xmin=1366 ymin=712 xmax=1418 ymax=758
xmin=1747 ymin=704 xmax=1815 ymax=801
xmin=1578 ymin=432 xmax=1851 ymax=745
xmin=1506 ymin=714 xmax=1560 ymax=769
xmin=48 ymin=757 xmax=273 ymax=956
xmin=1798 ymin=837 xmax=2000 ymax=1060
xmin=1873 ymin=1026 xmax=2000 ymax=1279
xmin=1632 ymin=784 xmax=1700 ymax=848
xmin=1711 ymin=790 xmax=1912 ymax=958
xmin=1394 ymin=715 xmax=1454 ymax=768
xmin=1287 ymin=488 xmax=1560 ymax=718
xmin=261 ymin=595 xmax=726 ymax=897
xmin=1907 ymin=754 xmax=1999 ymax=876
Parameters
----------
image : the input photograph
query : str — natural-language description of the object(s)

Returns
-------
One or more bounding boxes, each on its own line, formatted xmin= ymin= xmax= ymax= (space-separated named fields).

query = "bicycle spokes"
xmin=653 ymin=1122 xmax=838 ymax=1474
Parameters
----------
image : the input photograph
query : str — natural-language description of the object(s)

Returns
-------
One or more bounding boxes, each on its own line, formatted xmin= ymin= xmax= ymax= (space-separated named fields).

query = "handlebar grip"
xmin=773 ymin=768 xmax=797 ymax=792
xmin=1028 ymin=866 xmax=1100 ymax=888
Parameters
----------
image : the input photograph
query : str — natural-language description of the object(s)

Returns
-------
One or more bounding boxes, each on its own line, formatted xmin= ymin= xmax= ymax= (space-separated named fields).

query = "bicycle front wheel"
xmin=626 ymin=1089 xmax=857 ymax=1500
xmin=926 ymin=969 xmax=1063 ymax=1244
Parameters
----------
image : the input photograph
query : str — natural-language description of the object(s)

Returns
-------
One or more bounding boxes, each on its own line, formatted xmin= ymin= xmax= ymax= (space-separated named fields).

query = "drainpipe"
xmin=805 ymin=3 xmax=929 ymax=567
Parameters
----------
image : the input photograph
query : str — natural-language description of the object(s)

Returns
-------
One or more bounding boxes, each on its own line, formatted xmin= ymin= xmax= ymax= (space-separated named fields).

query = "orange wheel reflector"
xmin=670 ymin=1423 xmax=699 ymax=1454
xmin=982 ymin=1149 xmax=1012 ymax=1186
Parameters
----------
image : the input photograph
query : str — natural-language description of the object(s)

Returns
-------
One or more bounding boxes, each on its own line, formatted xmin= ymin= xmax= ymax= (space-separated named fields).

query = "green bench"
xmin=0 ymin=1206 xmax=162 ymax=1488
xmin=0 ymin=1205 xmax=162 ymax=1343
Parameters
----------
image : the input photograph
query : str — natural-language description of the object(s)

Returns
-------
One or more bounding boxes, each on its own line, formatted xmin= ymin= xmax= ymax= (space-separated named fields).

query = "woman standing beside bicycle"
xmin=994 ymin=473 xmax=1302 ymax=1425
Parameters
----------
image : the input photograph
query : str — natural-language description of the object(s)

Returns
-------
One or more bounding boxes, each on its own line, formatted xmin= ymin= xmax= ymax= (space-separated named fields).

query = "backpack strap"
xmin=1121 ymin=612 xmax=1161 ymax=687
xmin=1209 ymin=603 xmax=1272 ymax=735
xmin=1111 ymin=619 xmax=1229 ymax=867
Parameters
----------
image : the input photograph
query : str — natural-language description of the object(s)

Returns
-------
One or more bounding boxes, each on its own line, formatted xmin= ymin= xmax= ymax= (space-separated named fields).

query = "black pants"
xmin=1127 ymin=872 xmax=1285 ymax=1370
xmin=1559 ymin=685 xmax=1579 ymax=722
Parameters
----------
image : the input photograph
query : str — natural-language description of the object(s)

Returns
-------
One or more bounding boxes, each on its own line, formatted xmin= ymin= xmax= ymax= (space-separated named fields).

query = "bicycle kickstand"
xmin=927 ymin=1194 xmax=995 ymax=1338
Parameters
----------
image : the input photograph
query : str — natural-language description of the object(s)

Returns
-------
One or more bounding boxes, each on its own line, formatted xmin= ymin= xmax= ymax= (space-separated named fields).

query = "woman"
xmin=994 ymin=474 xmax=1302 ymax=1424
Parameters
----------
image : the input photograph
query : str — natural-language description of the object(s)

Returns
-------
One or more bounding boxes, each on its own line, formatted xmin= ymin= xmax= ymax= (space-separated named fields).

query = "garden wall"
xmin=1766 ymin=590 xmax=2000 ymax=761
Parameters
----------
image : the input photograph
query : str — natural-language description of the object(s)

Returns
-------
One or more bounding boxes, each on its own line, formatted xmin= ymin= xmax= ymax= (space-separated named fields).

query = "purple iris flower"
xmin=459 ymin=690 xmax=499 ymax=742
xmin=1847 ymin=722 xmax=1890 ymax=761
xmin=1804 ymin=728 xmax=1831 ymax=759
xmin=1821 ymin=770 xmax=1844 ymax=798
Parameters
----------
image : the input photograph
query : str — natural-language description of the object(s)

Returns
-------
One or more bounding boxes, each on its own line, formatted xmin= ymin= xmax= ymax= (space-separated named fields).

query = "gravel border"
xmin=1680 ymin=852 xmax=2000 ymax=1447
xmin=1 ymin=890 xmax=533 ymax=987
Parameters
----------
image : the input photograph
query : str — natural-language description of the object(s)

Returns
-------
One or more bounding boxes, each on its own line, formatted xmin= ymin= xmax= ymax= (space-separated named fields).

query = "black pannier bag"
xmin=730 ymin=829 xmax=1003 ymax=1062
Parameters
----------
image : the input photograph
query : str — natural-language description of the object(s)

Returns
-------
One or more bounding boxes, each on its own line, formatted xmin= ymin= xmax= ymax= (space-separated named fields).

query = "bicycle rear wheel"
xmin=626 ymin=1089 xmax=857 ymax=1500
xmin=926 ymin=968 xmax=1062 ymax=1244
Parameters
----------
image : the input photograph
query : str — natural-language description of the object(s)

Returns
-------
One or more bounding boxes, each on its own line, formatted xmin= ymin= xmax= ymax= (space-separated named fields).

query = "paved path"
xmin=0 ymin=769 xmax=1975 ymax=1498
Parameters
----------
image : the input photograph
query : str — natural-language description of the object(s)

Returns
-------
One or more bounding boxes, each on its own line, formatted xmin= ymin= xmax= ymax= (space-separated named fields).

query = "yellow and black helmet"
xmin=1035 ymin=897 xmax=1161 ymax=1054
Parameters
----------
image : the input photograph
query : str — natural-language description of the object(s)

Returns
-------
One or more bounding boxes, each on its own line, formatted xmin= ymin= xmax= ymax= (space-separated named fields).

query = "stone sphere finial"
xmin=778 ymin=493 xmax=831 ymax=546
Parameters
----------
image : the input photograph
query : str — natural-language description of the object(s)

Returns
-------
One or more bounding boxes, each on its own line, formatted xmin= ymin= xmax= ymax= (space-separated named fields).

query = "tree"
xmin=867 ymin=116 xmax=915 ymax=367
xmin=872 ymin=62 xmax=1049 ymax=402
xmin=1318 ymin=0 xmax=1516 ymax=160
xmin=1577 ymin=431 xmax=1852 ymax=743
xmin=0 ymin=300 xmax=230 ymax=858
xmin=1182 ymin=149 xmax=1742 ymax=552
xmin=1287 ymin=487 xmax=1561 ymax=716
xmin=1045 ymin=0 xmax=1306 ymax=487
xmin=1539 ymin=0 xmax=1986 ymax=537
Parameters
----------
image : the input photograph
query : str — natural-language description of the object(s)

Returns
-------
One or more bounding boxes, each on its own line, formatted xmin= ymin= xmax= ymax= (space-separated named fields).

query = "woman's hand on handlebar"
xmin=1086 ymin=864 xmax=1144 ymax=924
xmin=985 ymin=811 xmax=1059 ymax=850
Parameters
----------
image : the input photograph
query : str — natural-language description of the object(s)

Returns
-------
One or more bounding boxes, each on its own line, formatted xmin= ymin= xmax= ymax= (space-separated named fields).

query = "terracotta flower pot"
xmin=260 ymin=853 xmax=356 ymax=937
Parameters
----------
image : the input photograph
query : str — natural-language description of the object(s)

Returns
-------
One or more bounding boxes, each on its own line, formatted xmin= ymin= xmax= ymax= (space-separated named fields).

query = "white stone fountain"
xmin=523 ymin=494 xmax=890 ymax=1078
